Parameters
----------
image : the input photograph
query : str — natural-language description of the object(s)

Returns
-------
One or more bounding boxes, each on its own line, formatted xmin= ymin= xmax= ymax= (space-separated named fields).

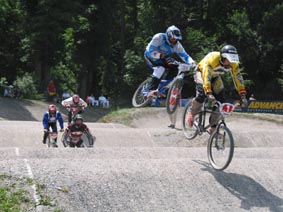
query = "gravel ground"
xmin=1 ymin=97 xmax=283 ymax=212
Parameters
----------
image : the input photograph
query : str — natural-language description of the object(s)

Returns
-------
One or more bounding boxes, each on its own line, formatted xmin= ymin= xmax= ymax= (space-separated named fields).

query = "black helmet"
xmin=220 ymin=45 xmax=240 ymax=63
xmin=74 ymin=114 xmax=84 ymax=122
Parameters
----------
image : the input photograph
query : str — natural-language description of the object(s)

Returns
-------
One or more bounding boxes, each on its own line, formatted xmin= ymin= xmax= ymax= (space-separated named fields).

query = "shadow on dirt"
xmin=195 ymin=160 xmax=283 ymax=212
xmin=0 ymin=97 xmax=109 ymax=122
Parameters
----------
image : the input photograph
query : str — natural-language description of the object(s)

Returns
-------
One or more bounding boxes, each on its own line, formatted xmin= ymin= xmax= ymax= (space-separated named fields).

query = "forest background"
xmin=1 ymin=0 xmax=283 ymax=104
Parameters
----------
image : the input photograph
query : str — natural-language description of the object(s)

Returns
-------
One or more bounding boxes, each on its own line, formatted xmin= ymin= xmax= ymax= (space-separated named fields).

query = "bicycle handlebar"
xmin=65 ymin=104 xmax=85 ymax=112
xmin=177 ymin=63 xmax=196 ymax=73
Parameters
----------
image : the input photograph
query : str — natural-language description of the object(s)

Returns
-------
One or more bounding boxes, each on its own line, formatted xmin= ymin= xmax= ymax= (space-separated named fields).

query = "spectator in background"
xmin=98 ymin=94 xmax=110 ymax=108
xmin=47 ymin=80 xmax=57 ymax=101
xmin=13 ymin=85 xmax=21 ymax=99
xmin=62 ymin=91 xmax=71 ymax=100
xmin=87 ymin=94 xmax=99 ymax=107
xmin=3 ymin=86 xmax=9 ymax=97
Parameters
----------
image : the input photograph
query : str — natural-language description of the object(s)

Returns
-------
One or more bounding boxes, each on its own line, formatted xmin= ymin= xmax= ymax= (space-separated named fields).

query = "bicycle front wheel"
xmin=132 ymin=78 xmax=152 ymax=108
xmin=166 ymin=78 xmax=183 ymax=115
xmin=207 ymin=126 xmax=234 ymax=171
xmin=182 ymin=100 xmax=198 ymax=140
xmin=47 ymin=135 xmax=51 ymax=148
xmin=61 ymin=131 xmax=70 ymax=147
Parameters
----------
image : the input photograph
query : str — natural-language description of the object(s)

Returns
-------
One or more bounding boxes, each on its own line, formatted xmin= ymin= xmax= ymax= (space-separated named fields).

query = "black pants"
xmin=43 ymin=123 xmax=57 ymax=142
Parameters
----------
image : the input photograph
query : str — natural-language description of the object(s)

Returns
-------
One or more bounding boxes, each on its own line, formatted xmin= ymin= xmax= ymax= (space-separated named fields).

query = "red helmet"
xmin=72 ymin=94 xmax=80 ymax=104
xmin=48 ymin=104 xmax=56 ymax=113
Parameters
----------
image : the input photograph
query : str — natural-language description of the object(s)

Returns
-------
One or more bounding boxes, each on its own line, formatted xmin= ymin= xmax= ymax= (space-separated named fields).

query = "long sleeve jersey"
xmin=42 ymin=111 xmax=64 ymax=129
xmin=198 ymin=52 xmax=246 ymax=95
xmin=61 ymin=97 xmax=88 ymax=108
xmin=144 ymin=33 xmax=194 ymax=65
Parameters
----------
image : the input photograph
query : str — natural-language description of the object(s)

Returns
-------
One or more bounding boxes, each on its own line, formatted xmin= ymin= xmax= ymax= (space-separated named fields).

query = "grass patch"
xmin=98 ymin=107 xmax=161 ymax=126
xmin=0 ymin=173 xmax=62 ymax=212
xmin=98 ymin=107 xmax=136 ymax=125
xmin=0 ymin=174 xmax=31 ymax=212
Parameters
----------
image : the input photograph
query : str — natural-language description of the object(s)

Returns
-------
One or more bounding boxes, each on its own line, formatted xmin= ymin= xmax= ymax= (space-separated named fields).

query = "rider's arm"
xmin=42 ymin=112 xmax=48 ymax=129
xmin=145 ymin=33 xmax=165 ymax=62
xmin=230 ymin=63 xmax=246 ymax=96
xmin=56 ymin=111 xmax=64 ymax=129
xmin=200 ymin=52 xmax=219 ymax=94
xmin=79 ymin=98 xmax=88 ymax=108
xmin=173 ymin=42 xmax=195 ymax=64
xmin=84 ymin=125 xmax=92 ymax=136
xmin=61 ymin=97 xmax=73 ymax=107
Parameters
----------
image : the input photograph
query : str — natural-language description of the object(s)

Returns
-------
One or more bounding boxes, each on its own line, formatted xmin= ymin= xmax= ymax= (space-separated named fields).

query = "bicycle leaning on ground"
xmin=182 ymin=98 xmax=240 ymax=171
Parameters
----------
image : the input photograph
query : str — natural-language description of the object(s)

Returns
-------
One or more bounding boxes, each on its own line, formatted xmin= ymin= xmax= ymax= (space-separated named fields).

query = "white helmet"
xmin=166 ymin=25 xmax=182 ymax=45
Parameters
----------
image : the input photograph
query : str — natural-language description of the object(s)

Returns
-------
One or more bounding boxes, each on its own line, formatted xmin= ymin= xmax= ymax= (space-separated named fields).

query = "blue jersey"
xmin=145 ymin=33 xmax=193 ymax=66
xmin=42 ymin=111 xmax=64 ymax=129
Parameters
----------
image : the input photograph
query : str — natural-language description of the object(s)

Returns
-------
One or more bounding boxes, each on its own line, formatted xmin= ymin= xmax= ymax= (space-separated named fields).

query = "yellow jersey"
xmin=198 ymin=52 xmax=246 ymax=95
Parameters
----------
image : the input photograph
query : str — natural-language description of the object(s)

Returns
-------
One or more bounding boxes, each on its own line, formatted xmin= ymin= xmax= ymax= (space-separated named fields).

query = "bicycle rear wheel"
xmin=132 ymin=78 xmax=152 ymax=107
xmin=207 ymin=125 xmax=234 ymax=171
xmin=166 ymin=78 xmax=183 ymax=114
xmin=182 ymin=100 xmax=198 ymax=140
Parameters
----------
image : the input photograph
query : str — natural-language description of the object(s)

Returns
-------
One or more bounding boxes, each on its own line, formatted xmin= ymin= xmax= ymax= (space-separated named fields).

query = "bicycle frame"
xmin=132 ymin=62 xmax=194 ymax=108
xmin=182 ymin=99 xmax=237 ymax=171
xmin=195 ymin=101 xmax=234 ymax=135
xmin=47 ymin=131 xmax=58 ymax=148
xmin=156 ymin=78 xmax=173 ymax=97
xmin=62 ymin=128 xmax=93 ymax=148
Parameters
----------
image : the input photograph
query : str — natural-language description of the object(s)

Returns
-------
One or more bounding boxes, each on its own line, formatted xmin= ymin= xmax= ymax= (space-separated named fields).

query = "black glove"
xmin=207 ymin=93 xmax=216 ymax=102
xmin=164 ymin=56 xmax=179 ymax=67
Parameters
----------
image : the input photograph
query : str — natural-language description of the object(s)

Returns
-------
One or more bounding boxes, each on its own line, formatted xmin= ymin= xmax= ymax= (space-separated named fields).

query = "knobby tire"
xmin=166 ymin=78 xmax=183 ymax=115
xmin=132 ymin=78 xmax=152 ymax=108
xmin=207 ymin=125 xmax=234 ymax=171
xmin=182 ymin=100 xmax=199 ymax=140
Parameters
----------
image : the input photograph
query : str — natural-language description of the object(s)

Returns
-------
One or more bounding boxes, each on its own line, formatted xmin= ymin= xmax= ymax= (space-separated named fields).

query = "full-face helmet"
xmin=72 ymin=94 xmax=80 ymax=104
xmin=220 ymin=45 xmax=240 ymax=63
xmin=48 ymin=104 xmax=56 ymax=114
xmin=166 ymin=25 xmax=182 ymax=45
xmin=74 ymin=114 xmax=83 ymax=125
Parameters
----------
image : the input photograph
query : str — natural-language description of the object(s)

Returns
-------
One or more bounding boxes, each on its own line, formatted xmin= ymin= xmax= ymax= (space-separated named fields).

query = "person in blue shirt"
xmin=42 ymin=104 xmax=64 ymax=147
xmin=144 ymin=25 xmax=195 ymax=97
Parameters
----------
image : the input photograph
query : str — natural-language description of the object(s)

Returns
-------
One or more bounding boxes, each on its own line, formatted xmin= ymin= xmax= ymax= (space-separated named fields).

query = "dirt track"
xmin=1 ymin=97 xmax=283 ymax=212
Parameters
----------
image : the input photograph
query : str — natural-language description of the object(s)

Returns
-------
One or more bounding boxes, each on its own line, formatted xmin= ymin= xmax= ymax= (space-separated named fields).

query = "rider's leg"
xmin=51 ymin=123 xmax=58 ymax=146
xmin=42 ymin=129 xmax=49 ymax=144
xmin=68 ymin=111 xmax=72 ymax=124
xmin=209 ymin=81 xmax=225 ymax=133
xmin=187 ymin=84 xmax=205 ymax=126
xmin=191 ymin=83 xmax=205 ymax=115
xmin=147 ymin=66 xmax=165 ymax=98
xmin=42 ymin=123 xmax=51 ymax=144
xmin=149 ymin=66 xmax=165 ymax=89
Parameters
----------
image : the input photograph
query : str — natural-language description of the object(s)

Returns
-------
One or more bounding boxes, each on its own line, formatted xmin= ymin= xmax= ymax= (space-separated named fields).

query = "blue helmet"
xmin=166 ymin=25 xmax=182 ymax=45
